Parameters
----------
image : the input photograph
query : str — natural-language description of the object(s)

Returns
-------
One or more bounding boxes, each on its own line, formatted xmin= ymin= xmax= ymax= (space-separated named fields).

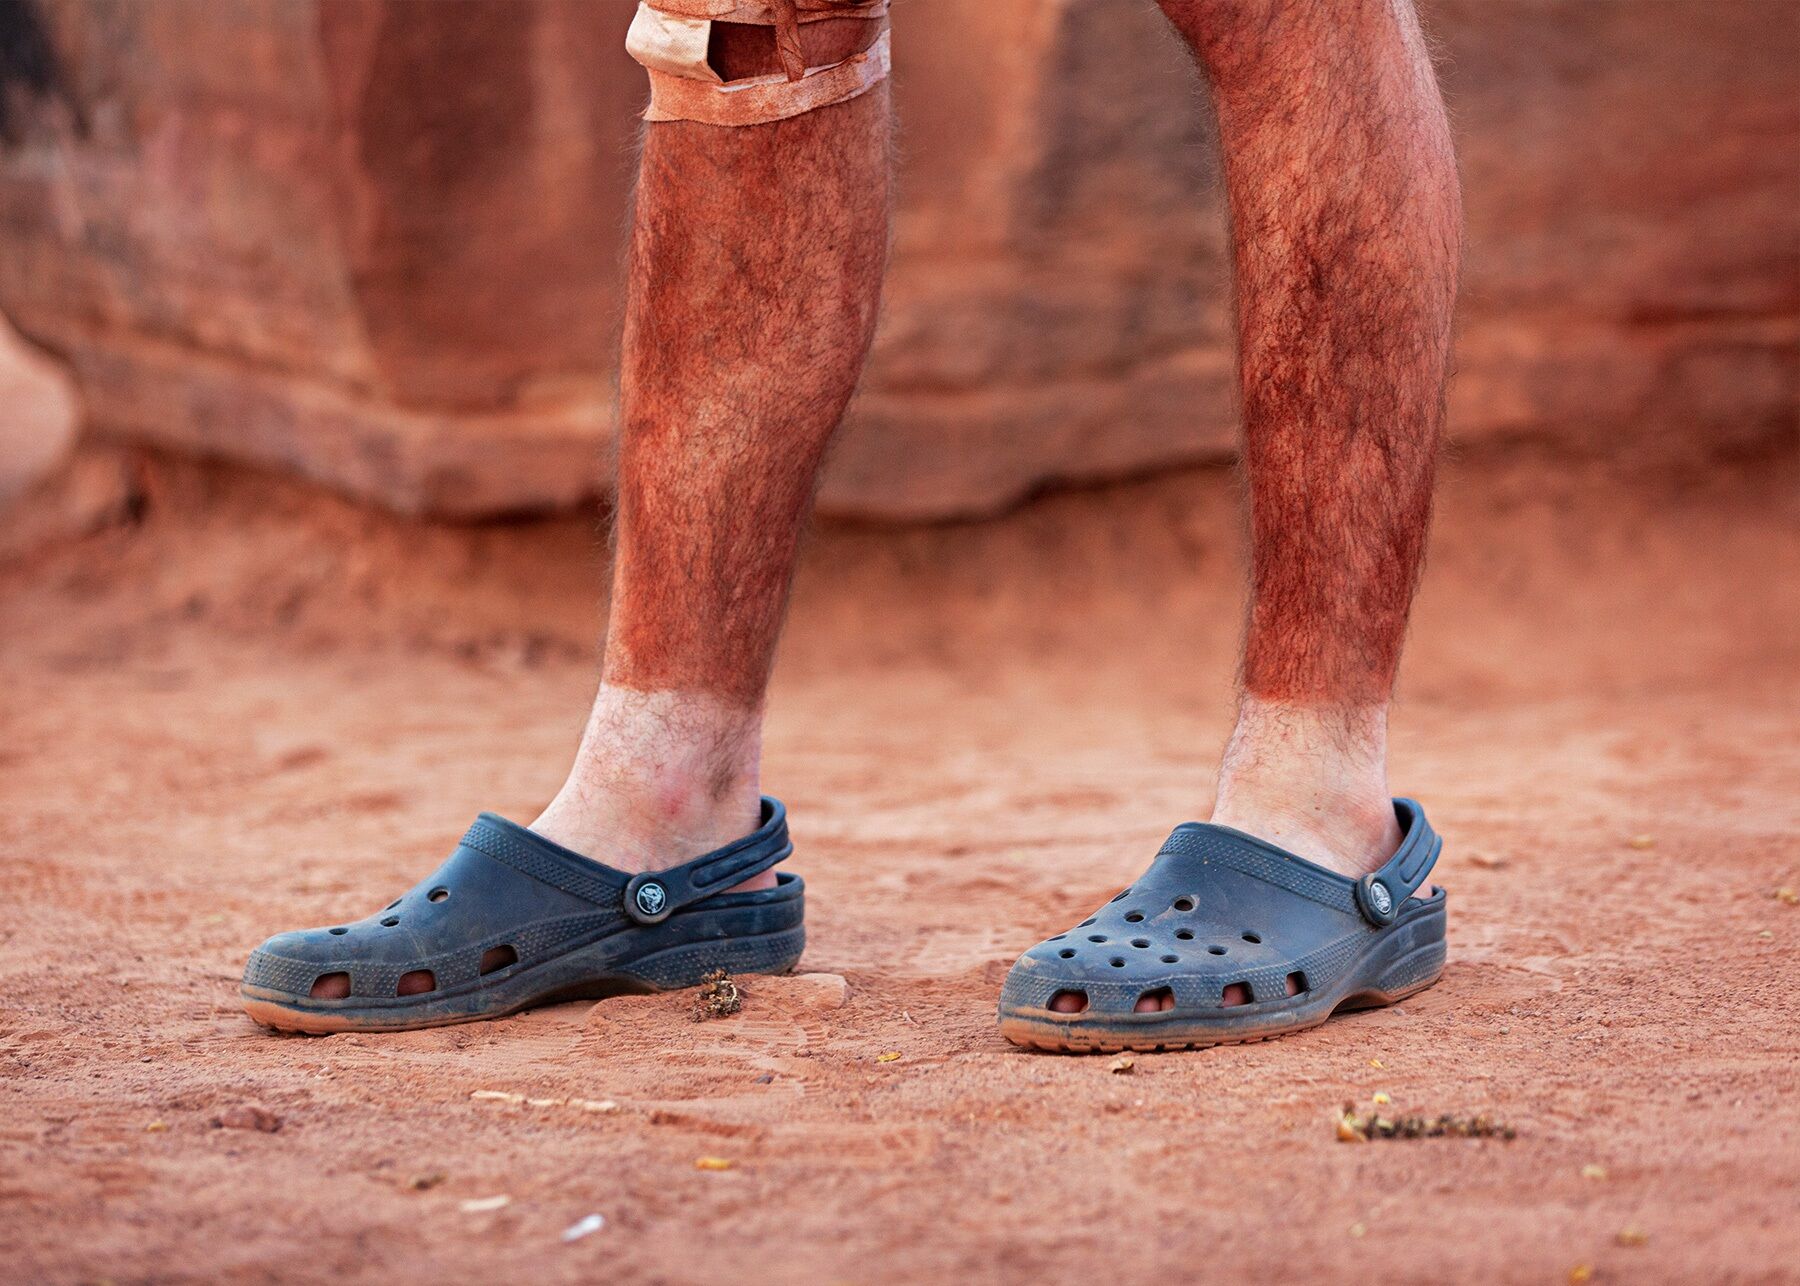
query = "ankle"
xmin=1208 ymin=697 xmax=1401 ymax=878
xmin=531 ymin=687 xmax=765 ymax=877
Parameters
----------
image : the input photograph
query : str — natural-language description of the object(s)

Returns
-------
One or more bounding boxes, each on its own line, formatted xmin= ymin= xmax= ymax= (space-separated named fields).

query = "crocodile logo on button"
xmin=1368 ymin=881 xmax=1393 ymax=916
xmin=635 ymin=881 xmax=667 ymax=917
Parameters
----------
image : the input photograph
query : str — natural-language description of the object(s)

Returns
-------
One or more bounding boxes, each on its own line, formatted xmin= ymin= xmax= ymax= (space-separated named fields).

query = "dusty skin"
xmin=1 ymin=443 xmax=1797 ymax=1284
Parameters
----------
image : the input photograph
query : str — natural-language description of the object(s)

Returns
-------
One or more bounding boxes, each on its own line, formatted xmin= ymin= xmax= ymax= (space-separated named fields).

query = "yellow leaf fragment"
xmin=1336 ymin=1113 xmax=1366 ymax=1143
xmin=1372 ymin=1091 xmax=1391 ymax=1105
xmin=1627 ymin=834 xmax=1655 ymax=850
xmin=144 ymin=1120 xmax=168 ymax=1133
xmin=1109 ymin=1056 xmax=1135 ymax=1075
xmin=695 ymin=1156 xmax=735 ymax=1171
xmin=1368 ymin=1058 xmax=1384 ymax=1069
xmin=1617 ymin=1226 xmax=1648 ymax=1247
xmin=876 ymin=1052 xmax=901 ymax=1063
xmin=1569 ymin=1264 xmax=1593 ymax=1284
xmin=1581 ymin=1163 xmax=1608 ymax=1181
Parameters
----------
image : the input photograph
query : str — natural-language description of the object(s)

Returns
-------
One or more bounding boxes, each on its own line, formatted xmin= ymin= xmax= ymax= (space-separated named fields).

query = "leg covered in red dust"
xmin=529 ymin=22 xmax=892 ymax=882
xmin=306 ymin=26 xmax=891 ymax=1004
xmin=1063 ymin=0 xmax=1461 ymax=1016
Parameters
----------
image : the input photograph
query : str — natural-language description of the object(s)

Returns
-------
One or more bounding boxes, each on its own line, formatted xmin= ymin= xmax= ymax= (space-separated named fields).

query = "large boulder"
xmin=0 ymin=0 xmax=1792 ymax=520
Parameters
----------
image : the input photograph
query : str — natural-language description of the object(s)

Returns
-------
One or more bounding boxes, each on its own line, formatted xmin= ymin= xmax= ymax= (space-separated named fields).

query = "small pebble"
xmin=561 ymin=1213 xmax=605 ymax=1242
xmin=213 ymin=1105 xmax=281 ymax=1133
xmin=459 ymin=1195 xmax=511 ymax=1213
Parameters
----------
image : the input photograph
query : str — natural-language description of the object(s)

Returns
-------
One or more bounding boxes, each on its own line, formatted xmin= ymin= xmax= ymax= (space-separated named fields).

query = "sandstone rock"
xmin=0 ymin=315 xmax=79 ymax=506
xmin=0 ymin=0 xmax=1792 ymax=521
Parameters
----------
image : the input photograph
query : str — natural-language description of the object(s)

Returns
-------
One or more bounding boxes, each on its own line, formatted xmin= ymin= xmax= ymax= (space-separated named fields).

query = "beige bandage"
xmin=626 ymin=0 xmax=891 ymax=127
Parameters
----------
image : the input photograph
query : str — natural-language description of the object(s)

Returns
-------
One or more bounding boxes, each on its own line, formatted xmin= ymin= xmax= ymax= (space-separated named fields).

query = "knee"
xmin=626 ymin=1 xmax=890 ymax=128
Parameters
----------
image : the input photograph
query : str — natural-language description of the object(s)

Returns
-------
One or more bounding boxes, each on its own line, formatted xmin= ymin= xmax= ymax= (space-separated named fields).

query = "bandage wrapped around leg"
xmin=626 ymin=0 xmax=890 ymax=127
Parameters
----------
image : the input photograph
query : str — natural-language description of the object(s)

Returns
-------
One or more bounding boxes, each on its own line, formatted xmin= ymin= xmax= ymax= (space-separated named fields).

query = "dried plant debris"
xmin=693 ymin=969 xmax=741 ymax=1021
xmin=1336 ymin=1101 xmax=1516 ymax=1142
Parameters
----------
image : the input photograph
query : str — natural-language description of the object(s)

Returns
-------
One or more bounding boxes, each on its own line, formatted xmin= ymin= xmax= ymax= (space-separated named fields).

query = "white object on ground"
xmin=561 ymin=1214 xmax=606 ymax=1242
xmin=459 ymin=1195 xmax=512 ymax=1214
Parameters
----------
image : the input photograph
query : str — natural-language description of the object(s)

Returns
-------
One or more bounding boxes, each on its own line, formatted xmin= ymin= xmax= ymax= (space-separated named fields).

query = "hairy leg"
xmin=1064 ymin=0 xmax=1457 ymax=1018
xmin=531 ymin=24 xmax=890 ymax=876
xmin=1163 ymin=0 xmax=1461 ymax=875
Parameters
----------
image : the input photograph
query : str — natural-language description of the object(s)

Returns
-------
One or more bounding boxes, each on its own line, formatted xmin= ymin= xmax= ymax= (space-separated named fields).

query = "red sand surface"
xmin=2 ymin=446 xmax=1797 ymax=1284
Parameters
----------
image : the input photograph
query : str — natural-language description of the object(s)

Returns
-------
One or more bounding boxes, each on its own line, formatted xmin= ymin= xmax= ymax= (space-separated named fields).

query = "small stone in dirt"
xmin=406 ymin=1171 xmax=447 ymax=1191
xmin=561 ymin=1213 xmax=605 ymax=1242
xmin=1348 ymin=1222 xmax=1367 ymax=1239
xmin=1616 ymin=1226 xmax=1648 ymax=1247
xmin=1569 ymin=1264 xmax=1593 ymax=1284
xmin=876 ymin=1051 xmax=901 ymax=1063
xmin=213 ymin=1105 xmax=281 ymax=1133
xmin=459 ymin=1195 xmax=511 ymax=1213
xmin=1109 ymin=1056 xmax=1135 ymax=1075
xmin=144 ymin=1120 xmax=168 ymax=1133
xmin=694 ymin=1156 xmax=735 ymax=1171
xmin=1468 ymin=853 xmax=1506 ymax=869
xmin=1581 ymin=1164 xmax=1608 ymax=1181
xmin=1626 ymin=834 xmax=1655 ymax=850
xmin=753 ymin=1074 xmax=774 ymax=1084
xmin=1773 ymin=887 xmax=1798 ymax=906
xmin=692 ymin=969 xmax=741 ymax=1021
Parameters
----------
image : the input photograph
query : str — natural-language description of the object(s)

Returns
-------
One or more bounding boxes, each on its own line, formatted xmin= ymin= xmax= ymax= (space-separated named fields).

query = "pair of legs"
xmin=533 ymin=0 xmax=1461 ymax=917
xmin=273 ymin=0 xmax=1461 ymax=1026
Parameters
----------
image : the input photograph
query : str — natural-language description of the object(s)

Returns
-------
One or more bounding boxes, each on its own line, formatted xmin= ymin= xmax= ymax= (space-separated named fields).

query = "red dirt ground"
xmin=2 ymin=444 xmax=1797 ymax=1284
